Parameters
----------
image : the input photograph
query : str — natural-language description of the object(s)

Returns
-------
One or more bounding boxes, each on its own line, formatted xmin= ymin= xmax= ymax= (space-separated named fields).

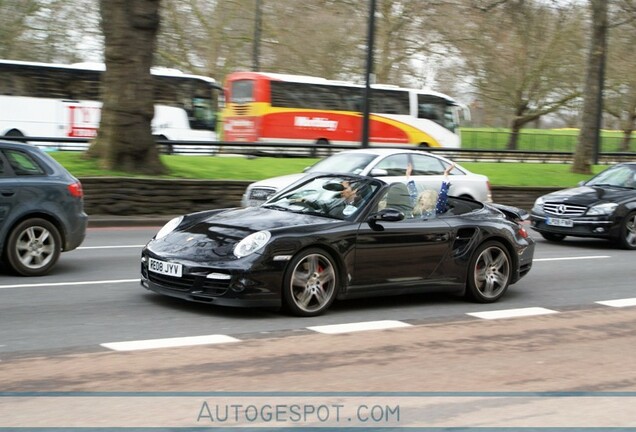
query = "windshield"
xmin=587 ymin=165 xmax=636 ymax=188
xmin=417 ymin=94 xmax=458 ymax=132
xmin=262 ymin=175 xmax=381 ymax=220
xmin=307 ymin=153 xmax=377 ymax=175
xmin=230 ymin=79 xmax=255 ymax=103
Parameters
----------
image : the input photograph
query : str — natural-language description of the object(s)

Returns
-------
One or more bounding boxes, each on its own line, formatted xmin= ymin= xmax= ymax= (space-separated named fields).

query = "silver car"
xmin=242 ymin=148 xmax=492 ymax=207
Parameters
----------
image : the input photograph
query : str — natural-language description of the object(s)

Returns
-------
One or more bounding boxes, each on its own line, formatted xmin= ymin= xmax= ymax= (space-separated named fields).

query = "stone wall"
xmin=80 ymin=177 xmax=561 ymax=216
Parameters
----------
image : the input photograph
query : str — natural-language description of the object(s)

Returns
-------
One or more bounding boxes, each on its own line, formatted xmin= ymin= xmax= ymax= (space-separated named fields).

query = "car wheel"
xmin=311 ymin=138 xmax=331 ymax=158
xmin=5 ymin=218 xmax=62 ymax=276
xmin=540 ymin=232 xmax=566 ymax=242
xmin=466 ymin=241 xmax=512 ymax=303
xmin=283 ymin=248 xmax=338 ymax=316
xmin=617 ymin=211 xmax=636 ymax=250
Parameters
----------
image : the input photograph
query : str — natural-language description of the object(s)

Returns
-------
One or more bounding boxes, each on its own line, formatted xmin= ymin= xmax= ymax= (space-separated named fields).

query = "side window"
xmin=376 ymin=183 xmax=413 ymax=219
xmin=0 ymin=154 xmax=5 ymax=176
xmin=410 ymin=154 xmax=445 ymax=175
xmin=375 ymin=154 xmax=409 ymax=176
xmin=4 ymin=149 xmax=46 ymax=176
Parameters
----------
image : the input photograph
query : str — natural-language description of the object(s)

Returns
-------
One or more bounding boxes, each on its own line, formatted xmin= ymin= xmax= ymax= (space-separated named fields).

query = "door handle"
xmin=1 ymin=190 xmax=16 ymax=197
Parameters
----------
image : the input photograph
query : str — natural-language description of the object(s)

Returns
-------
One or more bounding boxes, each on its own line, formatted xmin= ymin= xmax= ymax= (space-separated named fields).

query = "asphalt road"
xmin=2 ymin=226 xmax=636 ymax=428
xmin=0 ymin=225 xmax=634 ymax=356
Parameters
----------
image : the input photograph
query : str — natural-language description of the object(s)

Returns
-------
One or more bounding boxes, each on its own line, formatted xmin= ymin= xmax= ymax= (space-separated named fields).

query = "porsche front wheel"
xmin=283 ymin=249 xmax=338 ymax=317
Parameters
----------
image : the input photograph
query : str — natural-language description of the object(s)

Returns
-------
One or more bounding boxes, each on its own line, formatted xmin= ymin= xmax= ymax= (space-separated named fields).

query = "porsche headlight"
xmin=155 ymin=216 xmax=183 ymax=239
xmin=233 ymin=231 xmax=271 ymax=258
xmin=586 ymin=203 xmax=618 ymax=216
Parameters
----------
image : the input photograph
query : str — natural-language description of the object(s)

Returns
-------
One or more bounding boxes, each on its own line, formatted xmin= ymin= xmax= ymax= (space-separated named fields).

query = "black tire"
xmin=282 ymin=248 xmax=339 ymax=316
xmin=540 ymin=232 xmax=566 ymax=242
xmin=154 ymin=135 xmax=173 ymax=155
xmin=5 ymin=218 xmax=62 ymax=276
xmin=311 ymin=138 xmax=330 ymax=158
xmin=4 ymin=129 xmax=27 ymax=143
xmin=465 ymin=241 xmax=512 ymax=303
xmin=617 ymin=211 xmax=636 ymax=250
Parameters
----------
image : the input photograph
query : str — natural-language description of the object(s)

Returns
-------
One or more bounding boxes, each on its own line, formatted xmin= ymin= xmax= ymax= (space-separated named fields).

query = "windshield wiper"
xmin=590 ymin=183 xmax=633 ymax=189
xmin=262 ymin=204 xmax=292 ymax=212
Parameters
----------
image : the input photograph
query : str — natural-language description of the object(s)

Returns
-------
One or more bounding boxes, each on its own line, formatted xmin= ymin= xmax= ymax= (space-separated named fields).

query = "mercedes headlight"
xmin=233 ymin=231 xmax=271 ymax=258
xmin=586 ymin=203 xmax=618 ymax=216
xmin=532 ymin=196 xmax=545 ymax=212
xmin=155 ymin=216 xmax=183 ymax=239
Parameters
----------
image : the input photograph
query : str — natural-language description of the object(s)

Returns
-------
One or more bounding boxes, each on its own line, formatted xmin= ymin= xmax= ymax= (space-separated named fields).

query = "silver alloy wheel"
xmin=473 ymin=245 xmax=511 ymax=300
xmin=289 ymin=252 xmax=337 ymax=314
xmin=15 ymin=225 xmax=56 ymax=270
xmin=623 ymin=212 xmax=636 ymax=249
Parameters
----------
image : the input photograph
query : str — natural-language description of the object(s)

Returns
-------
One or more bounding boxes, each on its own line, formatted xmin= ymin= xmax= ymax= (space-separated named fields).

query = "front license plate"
xmin=148 ymin=258 xmax=183 ymax=277
xmin=546 ymin=217 xmax=573 ymax=227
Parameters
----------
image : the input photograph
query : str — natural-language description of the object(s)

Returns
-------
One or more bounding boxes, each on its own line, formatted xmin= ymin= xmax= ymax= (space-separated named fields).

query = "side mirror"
xmin=369 ymin=168 xmax=389 ymax=177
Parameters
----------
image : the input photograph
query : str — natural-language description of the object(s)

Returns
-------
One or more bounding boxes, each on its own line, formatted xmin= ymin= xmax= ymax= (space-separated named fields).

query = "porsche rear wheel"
xmin=466 ymin=241 xmax=511 ymax=303
xmin=283 ymin=249 xmax=338 ymax=316
xmin=617 ymin=211 xmax=636 ymax=250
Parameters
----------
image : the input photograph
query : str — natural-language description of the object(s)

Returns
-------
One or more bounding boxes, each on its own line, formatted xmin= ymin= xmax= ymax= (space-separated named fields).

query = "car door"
xmin=349 ymin=186 xmax=453 ymax=291
xmin=0 ymin=151 xmax=20 ymax=230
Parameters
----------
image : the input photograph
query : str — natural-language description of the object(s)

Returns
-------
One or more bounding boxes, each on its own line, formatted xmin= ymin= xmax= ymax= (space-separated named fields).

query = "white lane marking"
xmin=596 ymin=298 xmax=636 ymax=308
xmin=101 ymin=334 xmax=241 ymax=351
xmin=307 ymin=320 xmax=412 ymax=334
xmin=533 ymin=255 xmax=611 ymax=262
xmin=467 ymin=307 xmax=559 ymax=320
xmin=0 ymin=279 xmax=139 ymax=289
xmin=78 ymin=245 xmax=145 ymax=250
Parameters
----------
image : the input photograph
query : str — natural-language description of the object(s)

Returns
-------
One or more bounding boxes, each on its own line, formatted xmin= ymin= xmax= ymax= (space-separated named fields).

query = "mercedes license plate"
xmin=148 ymin=258 xmax=183 ymax=277
xmin=546 ymin=217 xmax=573 ymax=228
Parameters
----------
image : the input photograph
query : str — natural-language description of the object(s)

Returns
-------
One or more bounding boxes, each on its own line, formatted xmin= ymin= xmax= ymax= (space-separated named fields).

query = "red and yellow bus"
xmin=222 ymin=71 xmax=468 ymax=149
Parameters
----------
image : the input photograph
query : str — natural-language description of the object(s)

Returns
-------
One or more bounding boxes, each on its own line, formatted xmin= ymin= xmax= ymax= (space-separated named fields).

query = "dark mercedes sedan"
xmin=141 ymin=173 xmax=534 ymax=316
xmin=530 ymin=162 xmax=636 ymax=249
xmin=0 ymin=140 xmax=87 ymax=275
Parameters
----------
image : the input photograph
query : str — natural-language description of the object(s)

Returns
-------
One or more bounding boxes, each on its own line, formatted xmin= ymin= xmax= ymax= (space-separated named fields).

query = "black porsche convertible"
xmin=141 ymin=173 xmax=535 ymax=316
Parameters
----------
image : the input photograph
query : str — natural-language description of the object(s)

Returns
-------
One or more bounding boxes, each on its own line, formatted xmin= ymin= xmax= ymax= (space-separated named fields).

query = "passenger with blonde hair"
xmin=413 ymin=189 xmax=440 ymax=217
xmin=405 ymin=161 xmax=455 ymax=218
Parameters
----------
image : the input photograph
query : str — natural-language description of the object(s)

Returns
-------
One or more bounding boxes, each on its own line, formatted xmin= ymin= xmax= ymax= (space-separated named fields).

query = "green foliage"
xmin=50 ymin=151 xmax=609 ymax=188
xmin=460 ymin=128 xmax=633 ymax=152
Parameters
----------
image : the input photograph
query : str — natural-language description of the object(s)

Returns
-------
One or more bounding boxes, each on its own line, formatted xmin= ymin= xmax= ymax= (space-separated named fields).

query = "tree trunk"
xmin=572 ymin=0 xmax=607 ymax=174
xmin=621 ymin=127 xmax=633 ymax=152
xmin=87 ymin=0 xmax=165 ymax=175
xmin=507 ymin=118 xmax=523 ymax=150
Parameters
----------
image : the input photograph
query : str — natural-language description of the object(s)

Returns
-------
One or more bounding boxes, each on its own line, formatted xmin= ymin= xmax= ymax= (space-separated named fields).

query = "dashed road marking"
xmin=307 ymin=320 xmax=412 ymax=334
xmin=101 ymin=334 xmax=241 ymax=351
xmin=596 ymin=298 xmax=636 ymax=308
xmin=533 ymin=255 xmax=611 ymax=262
xmin=78 ymin=245 xmax=145 ymax=250
xmin=0 ymin=279 xmax=139 ymax=290
xmin=466 ymin=307 xmax=559 ymax=320
xmin=93 ymin=300 xmax=636 ymax=351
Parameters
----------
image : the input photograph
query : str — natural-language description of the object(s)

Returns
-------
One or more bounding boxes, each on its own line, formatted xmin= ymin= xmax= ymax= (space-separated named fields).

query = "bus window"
xmin=231 ymin=80 xmax=255 ymax=104
xmin=417 ymin=94 xmax=457 ymax=132
xmin=190 ymin=97 xmax=216 ymax=131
